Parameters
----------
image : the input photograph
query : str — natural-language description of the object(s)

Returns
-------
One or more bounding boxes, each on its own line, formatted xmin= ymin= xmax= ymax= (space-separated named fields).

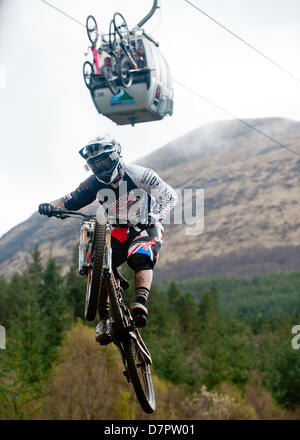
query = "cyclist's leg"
xmin=127 ymin=224 xmax=164 ymax=326
xmin=99 ymin=227 xmax=128 ymax=319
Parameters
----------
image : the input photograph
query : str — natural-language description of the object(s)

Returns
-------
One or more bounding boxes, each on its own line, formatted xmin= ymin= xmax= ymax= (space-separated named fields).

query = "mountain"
xmin=1 ymin=117 xmax=300 ymax=282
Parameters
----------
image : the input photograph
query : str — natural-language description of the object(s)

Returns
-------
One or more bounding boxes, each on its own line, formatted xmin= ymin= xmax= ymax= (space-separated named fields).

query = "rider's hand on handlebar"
xmin=38 ymin=203 xmax=55 ymax=217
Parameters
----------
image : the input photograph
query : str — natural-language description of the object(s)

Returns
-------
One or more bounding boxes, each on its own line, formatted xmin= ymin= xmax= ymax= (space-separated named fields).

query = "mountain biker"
xmin=39 ymin=134 xmax=178 ymax=345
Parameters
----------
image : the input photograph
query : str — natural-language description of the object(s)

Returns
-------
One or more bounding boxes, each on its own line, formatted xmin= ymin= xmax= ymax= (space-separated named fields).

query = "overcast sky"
xmin=1 ymin=0 xmax=300 ymax=237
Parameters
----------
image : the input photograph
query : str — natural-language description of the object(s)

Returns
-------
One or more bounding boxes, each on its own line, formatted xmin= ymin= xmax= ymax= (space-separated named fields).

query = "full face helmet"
xmin=79 ymin=134 xmax=123 ymax=184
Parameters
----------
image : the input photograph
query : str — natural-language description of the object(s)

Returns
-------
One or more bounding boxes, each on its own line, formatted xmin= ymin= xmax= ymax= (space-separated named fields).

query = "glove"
xmin=39 ymin=203 xmax=54 ymax=217
xmin=136 ymin=214 xmax=157 ymax=231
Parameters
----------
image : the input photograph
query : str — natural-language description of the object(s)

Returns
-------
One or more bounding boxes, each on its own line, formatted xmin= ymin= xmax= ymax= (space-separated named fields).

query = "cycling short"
xmin=111 ymin=223 xmax=164 ymax=270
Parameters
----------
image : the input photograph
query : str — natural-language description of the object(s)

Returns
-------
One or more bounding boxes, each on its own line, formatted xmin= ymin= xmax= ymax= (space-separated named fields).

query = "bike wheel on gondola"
xmin=86 ymin=15 xmax=99 ymax=45
xmin=119 ymin=56 xmax=133 ymax=88
xmin=123 ymin=334 xmax=156 ymax=413
xmin=113 ymin=12 xmax=130 ymax=42
xmin=85 ymin=222 xmax=106 ymax=321
xmin=104 ymin=63 xmax=118 ymax=95
xmin=105 ymin=275 xmax=156 ymax=414
xmin=83 ymin=61 xmax=94 ymax=89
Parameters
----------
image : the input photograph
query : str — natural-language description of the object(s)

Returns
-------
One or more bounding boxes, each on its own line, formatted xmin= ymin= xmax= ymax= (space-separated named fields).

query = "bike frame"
xmin=90 ymin=44 xmax=102 ymax=75
xmin=101 ymin=220 xmax=152 ymax=364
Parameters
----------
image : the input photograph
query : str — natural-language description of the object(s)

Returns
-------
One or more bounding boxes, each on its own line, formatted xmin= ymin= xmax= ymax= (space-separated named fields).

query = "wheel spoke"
xmin=86 ymin=15 xmax=98 ymax=44
xmin=123 ymin=335 xmax=156 ymax=413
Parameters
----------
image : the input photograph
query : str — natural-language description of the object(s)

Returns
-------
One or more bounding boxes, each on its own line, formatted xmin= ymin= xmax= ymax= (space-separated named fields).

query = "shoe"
xmin=131 ymin=302 xmax=148 ymax=328
xmin=95 ymin=319 xmax=112 ymax=345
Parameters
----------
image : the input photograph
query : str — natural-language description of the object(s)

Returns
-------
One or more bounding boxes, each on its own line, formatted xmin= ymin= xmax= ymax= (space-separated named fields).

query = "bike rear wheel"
xmin=85 ymin=222 xmax=106 ymax=321
xmin=123 ymin=335 xmax=156 ymax=414
xmin=105 ymin=276 xmax=155 ymax=414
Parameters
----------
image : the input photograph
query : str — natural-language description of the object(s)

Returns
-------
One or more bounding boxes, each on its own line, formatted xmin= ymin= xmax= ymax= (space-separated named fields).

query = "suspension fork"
xmin=103 ymin=224 xmax=113 ymax=276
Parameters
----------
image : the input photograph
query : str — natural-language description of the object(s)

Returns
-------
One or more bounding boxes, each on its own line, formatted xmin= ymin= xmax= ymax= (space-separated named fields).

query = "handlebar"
xmin=49 ymin=209 xmax=136 ymax=228
xmin=50 ymin=209 xmax=96 ymax=221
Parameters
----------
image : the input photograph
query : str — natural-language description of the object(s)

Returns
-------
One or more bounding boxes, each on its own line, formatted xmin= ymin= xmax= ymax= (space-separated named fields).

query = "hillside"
xmin=0 ymin=117 xmax=300 ymax=281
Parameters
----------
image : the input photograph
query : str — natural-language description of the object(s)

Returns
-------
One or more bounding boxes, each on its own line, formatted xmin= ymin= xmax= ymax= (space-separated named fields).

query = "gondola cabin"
xmin=88 ymin=36 xmax=173 ymax=126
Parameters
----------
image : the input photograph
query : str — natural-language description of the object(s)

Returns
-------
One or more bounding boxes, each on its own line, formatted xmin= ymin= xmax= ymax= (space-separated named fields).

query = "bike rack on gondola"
xmin=83 ymin=0 xmax=173 ymax=126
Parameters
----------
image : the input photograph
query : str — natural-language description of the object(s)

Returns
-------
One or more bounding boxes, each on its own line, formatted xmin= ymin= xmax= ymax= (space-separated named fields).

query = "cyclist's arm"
xmin=126 ymin=165 xmax=178 ymax=222
xmin=50 ymin=197 xmax=66 ymax=209
xmin=141 ymin=169 xmax=178 ymax=221
xmin=59 ymin=175 xmax=100 ymax=211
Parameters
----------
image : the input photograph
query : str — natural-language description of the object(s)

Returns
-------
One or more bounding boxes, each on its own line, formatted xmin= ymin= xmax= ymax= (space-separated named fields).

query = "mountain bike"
xmin=83 ymin=13 xmax=147 ymax=95
xmin=49 ymin=207 xmax=156 ymax=414
xmin=107 ymin=13 xmax=140 ymax=92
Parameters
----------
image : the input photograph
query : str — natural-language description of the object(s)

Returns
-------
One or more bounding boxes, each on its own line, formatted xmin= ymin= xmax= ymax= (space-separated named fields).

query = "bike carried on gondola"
xmin=83 ymin=13 xmax=144 ymax=95
xmin=82 ymin=0 xmax=174 ymax=126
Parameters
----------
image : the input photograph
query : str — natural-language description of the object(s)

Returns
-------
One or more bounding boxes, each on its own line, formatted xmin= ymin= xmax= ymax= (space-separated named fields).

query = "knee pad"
xmin=127 ymin=252 xmax=153 ymax=273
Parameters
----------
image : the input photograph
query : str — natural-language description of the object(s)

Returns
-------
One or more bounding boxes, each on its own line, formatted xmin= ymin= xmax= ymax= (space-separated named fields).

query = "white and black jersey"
xmin=63 ymin=164 xmax=178 ymax=225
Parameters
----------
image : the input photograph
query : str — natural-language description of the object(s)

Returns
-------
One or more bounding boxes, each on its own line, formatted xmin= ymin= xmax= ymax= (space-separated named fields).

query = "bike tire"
xmin=119 ymin=56 xmax=133 ymax=88
xmin=83 ymin=61 xmax=94 ymax=89
xmin=123 ymin=335 xmax=156 ymax=414
xmin=86 ymin=15 xmax=98 ymax=45
xmin=85 ymin=222 xmax=106 ymax=321
xmin=109 ymin=19 xmax=116 ymax=52
xmin=105 ymin=276 xmax=155 ymax=414
xmin=113 ymin=12 xmax=130 ymax=42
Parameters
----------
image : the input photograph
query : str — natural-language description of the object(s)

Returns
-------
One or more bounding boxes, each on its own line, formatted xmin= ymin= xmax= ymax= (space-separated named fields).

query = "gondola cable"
xmin=38 ymin=0 xmax=300 ymax=158
xmin=40 ymin=0 xmax=85 ymax=27
xmin=183 ymin=0 xmax=300 ymax=85
xmin=174 ymin=79 xmax=300 ymax=158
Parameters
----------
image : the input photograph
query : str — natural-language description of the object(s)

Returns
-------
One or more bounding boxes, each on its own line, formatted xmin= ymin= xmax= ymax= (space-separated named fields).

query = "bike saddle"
xmin=113 ymin=267 xmax=130 ymax=291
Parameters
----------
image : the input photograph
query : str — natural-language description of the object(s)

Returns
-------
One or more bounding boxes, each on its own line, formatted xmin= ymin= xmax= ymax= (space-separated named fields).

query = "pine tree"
xmin=198 ymin=284 xmax=228 ymax=389
xmin=0 ymin=275 xmax=8 ymax=324
xmin=198 ymin=284 xmax=250 ymax=389
xmin=64 ymin=246 xmax=87 ymax=320
xmin=39 ymin=256 xmax=72 ymax=366
xmin=5 ymin=247 xmax=47 ymax=383
xmin=0 ymin=248 xmax=47 ymax=418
